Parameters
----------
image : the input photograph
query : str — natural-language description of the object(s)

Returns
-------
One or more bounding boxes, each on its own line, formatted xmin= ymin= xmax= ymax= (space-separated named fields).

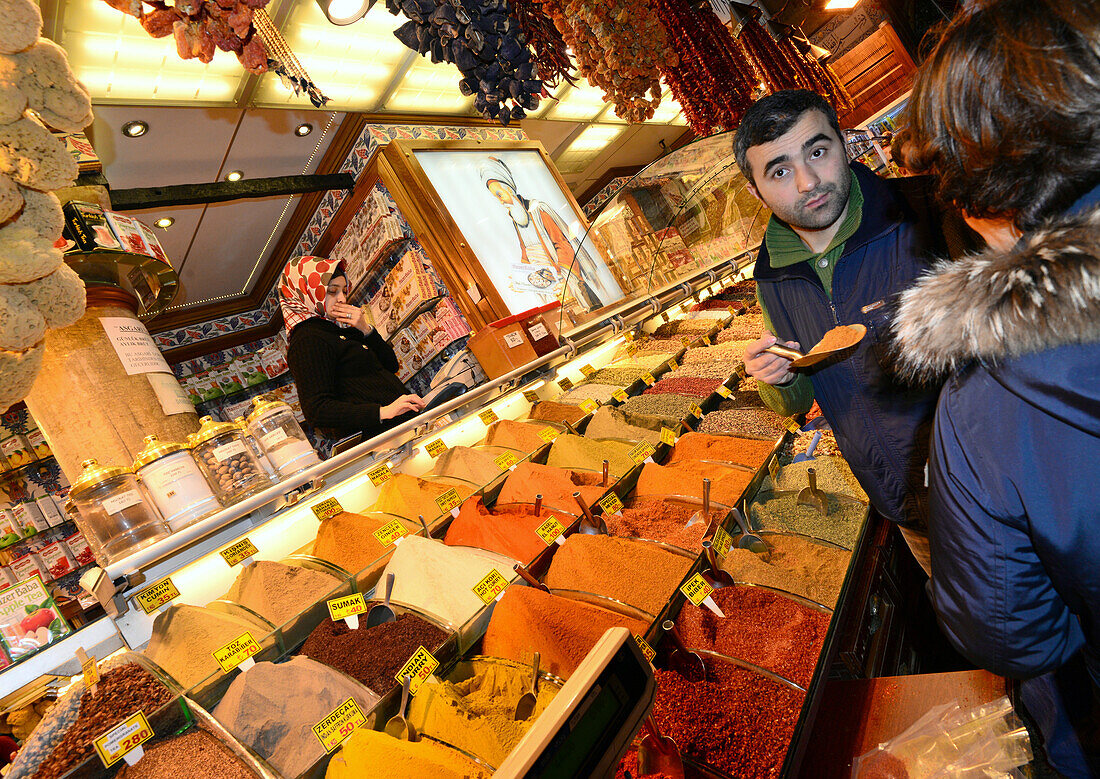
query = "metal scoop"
xmin=796 ymin=467 xmax=829 ymax=514
xmin=513 ymin=652 xmax=541 ymax=721
xmin=637 ymin=715 xmax=686 ymax=779
xmin=764 ymin=324 xmax=866 ymax=368
xmin=731 ymin=506 xmax=769 ymax=559
xmin=534 ymin=494 xmax=543 ymax=514
xmin=573 ymin=491 xmax=608 ymax=535
xmin=384 ymin=675 xmax=417 ymax=741
xmin=602 ymin=459 xmax=610 ymax=488
xmin=685 ymin=478 xmax=711 ymax=528
xmin=661 ymin=619 xmax=706 ymax=682
xmin=513 ymin=562 xmax=551 ymax=594
xmin=417 ymin=514 xmax=432 ymax=539
xmin=702 ymin=540 xmax=736 ymax=588
xmin=791 ymin=429 xmax=822 ymax=464
xmin=366 ymin=572 xmax=396 ymax=628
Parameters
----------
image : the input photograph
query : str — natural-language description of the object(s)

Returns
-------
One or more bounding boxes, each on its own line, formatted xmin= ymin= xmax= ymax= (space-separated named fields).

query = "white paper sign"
xmin=100 ymin=318 xmax=172 ymax=376
xmin=147 ymin=373 xmax=194 ymax=416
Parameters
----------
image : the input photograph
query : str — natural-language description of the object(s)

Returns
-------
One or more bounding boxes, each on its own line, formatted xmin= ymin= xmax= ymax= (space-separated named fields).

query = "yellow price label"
xmin=711 ymin=526 xmax=734 ymax=558
xmin=435 ymin=487 xmax=463 ymax=515
xmin=556 ymin=376 xmax=574 ymax=392
xmin=93 ymin=710 xmax=153 ymax=768
xmin=327 ymin=593 xmax=368 ymax=622
xmin=612 ymin=388 xmax=629 ymax=403
xmin=642 ymin=373 xmax=656 ymax=386
xmin=367 ymin=463 xmax=393 ymax=486
xmin=523 ymin=390 xmax=540 ymax=404
xmin=769 ymin=456 xmax=780 ymax=481
xmin=690 ymin=403 xmax=704 ymax=418
xmin=660 ymin=427 xmax=677 ymax=446
xmin=783 ymin=417 xmax=802 ymax=434
xmin=735 ymin=363 xmax=747 ymax=379
xmin=311 ymin=497 xmax=344 ymax=522
xmin=212 ymin=631 xmax=261 ymax=673
xmin=77 ymin=648 xmax=99 ymax=690
xmin=681 ymin=336 xmax=693 ymax=348
xmin=668 ymin=358 xmax=679 ymax=370
xmin=312 ymin=698 xmax=366 ymax=753
xmin=680 ymin=573 xmax=715 ymax=607
xmin=373 ymin=518 xmax=409 ymax=547
xmin=395 ymin=646 xmax=440 ymax=695
xmin=494 ymin=451 xmax=518 ymax=471
xmin=716 ymin=384 xmax=733 ymax=399
xmin=220 ymin=537 xmax=258 ymax=567
xmin=472 ymin=568 xmax=509 ymax=604
xmin=538 ymin=427 xmax=560 ymax=443
xmin=425 ymin=438 xmax=447 ymax=458
xmin=536 ymin=515 xmax=566 ymax=546
xmin=580 ymin=363 xmax=596 ymax=377
xmin=134 ymin=577 xmax=180 ymax=614
xmin=479 ymin=408 xmax=499 ymax=426
xmin=628 ymin=441 xmax=656 ymax=463
xmin=633 ymin=634 xmax=656 ymax=663
xmin=598 ymin=493 xmax=624 ymax=514
xmin=579 ymin=398 xmax=599 ymax=414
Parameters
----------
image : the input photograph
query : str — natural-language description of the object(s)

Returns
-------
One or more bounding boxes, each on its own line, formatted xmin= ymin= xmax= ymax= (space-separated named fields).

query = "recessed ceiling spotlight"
xmin=317 ymin=0 xmax=374 ymax=25
xmin=225 ymin=170 xmax=244 ymax=182
xmin=295 ymin=123 xmax=313 ymax=136
xmin=122 ymin=120 xmax=148 ymax=137
xmin=154 ymin=217 xmax=174 ymax=229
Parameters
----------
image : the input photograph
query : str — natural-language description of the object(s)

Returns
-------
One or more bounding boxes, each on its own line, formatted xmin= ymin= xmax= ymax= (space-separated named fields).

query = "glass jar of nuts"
xmin=190 ymin=416 xmax=273 ymax=505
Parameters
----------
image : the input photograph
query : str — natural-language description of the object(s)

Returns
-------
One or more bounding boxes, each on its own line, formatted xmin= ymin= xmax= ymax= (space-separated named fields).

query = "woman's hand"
xmin=380 ymin=394 xmax=425 ymax=420
xmin=744 ymin=334 xmax=801 ymax=385
xmin=330 ymin=302 xmax=374 ymax=334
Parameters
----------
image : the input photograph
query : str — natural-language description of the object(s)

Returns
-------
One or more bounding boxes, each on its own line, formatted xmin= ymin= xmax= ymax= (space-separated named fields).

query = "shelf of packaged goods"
xmin=0 ymin=616 xmax=122 ymax=700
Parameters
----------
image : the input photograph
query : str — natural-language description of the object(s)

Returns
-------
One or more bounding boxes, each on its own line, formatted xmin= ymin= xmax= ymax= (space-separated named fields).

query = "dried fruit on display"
xmin=386 ymin=0 xmax=545 ymax=126
xmin=544 ymin=0 xmax=673 ymax=123
xmin=510 ymin=0 xmax=575 ymax=88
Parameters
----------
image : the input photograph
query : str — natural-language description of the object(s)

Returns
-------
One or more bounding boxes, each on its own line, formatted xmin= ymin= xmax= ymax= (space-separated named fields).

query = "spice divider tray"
xmin=745 ymin=490 xmax=868 ymax=552
xmin=181 ymin=697 xmax=282 ymax=779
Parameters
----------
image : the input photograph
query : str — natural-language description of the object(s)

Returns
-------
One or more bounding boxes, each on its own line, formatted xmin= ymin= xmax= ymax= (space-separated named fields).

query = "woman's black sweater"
xmin=287 ymin=318 xmax=414 ymax=439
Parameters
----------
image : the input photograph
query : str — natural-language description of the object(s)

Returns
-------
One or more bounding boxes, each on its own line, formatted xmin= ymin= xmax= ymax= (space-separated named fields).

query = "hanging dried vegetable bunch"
xmin=544 ymin=0 xmax=672 ymax=123
xmin=101 ymin=0 xmax=270 ymax=73
xmin=387 ymin=0 xmax=544 ymax=126
xmin=509 ymin=0 xmax=574 ymax=88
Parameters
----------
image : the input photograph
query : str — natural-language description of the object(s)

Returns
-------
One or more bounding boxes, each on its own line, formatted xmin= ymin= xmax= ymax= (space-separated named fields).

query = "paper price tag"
xmin=680 ymin=573 xmax=715 ymax=607
xmin=612 ymin=388 xmax=629 ymax=403
xmin=373 ymin=519 xmax=409 ymax=547
xmin=494 ymin=451 xmax=518 ymax=471
xmin=735 ymin=363 xmax=747 ymax=379
xmin=212 ymin=632 xmax=260 ymax=673
xmin=580 ymin=364 xmax=596 ymax=378
xmin=472 ymin=568 xmax=509 ymax=604
xmin=478 ymin=408 xmax=499 ymax=426
xmin=367 ymin=463 xmax=392 ymax=486
xmin=311 ymin=497 xmax=344 ymax=522
xmin=220 ymin=538 xmax=258 ymax=568
xmin=667 ymin=358 xmax=678 ymax=370
xmin=523 ymin=390 xmax=541 ymax=404
xmin=660 ymin=427 xmax=677 ymax=447
xmin=642 ymin=373 xmax=656 ymax=386
xmin=769 ymin=456 xmax=780 ymax=481
xmin=93 ymin=710 xmax=153 ymax=768
xmin=327 ymin=593 xmax=367 ymax=629
xmin=538 ymin=427 xmax=560 ymax=443
xmin=690 ymin=403 xmax=704 ymax=418
xmin=579 ymin=399 xmax=599 ymax=414
xmin=76 ymin=647 xmax=99 ymax=691
xmin=313 ymin=698 xmax=366 ymax=753
xmin=716 ymin=384 xmax=733 ymax=399
xmin=628 ymin=441 xmax=656 ymax=464
xmin=396 ymin=646 xmax=439 ymax=695
xmin=633 ymin=634 xmax=656 ymax=663
xmin=661 ymin=312 xmax=670 ymax=323
xmin=556 ymin=376 xmax=574 ymax=392
xmin=598 ymin=493 xmax=624 ymax=515
xmin=134 ymin=577 xmax=180 ymax=614
xmin=681 ymin=336 xmax=693 ymax=348
xmin=435 ymin=487 xmax=463 ymax=516
xmin=425 ymin=439 xmax=447 ymax=458
xmin=711 ymin=526 xmax=734 ymax=558
xmin=536 ymin=516 xmax=566 ymax=546
xmin=783 ymin=417 xmax=802 ymax=434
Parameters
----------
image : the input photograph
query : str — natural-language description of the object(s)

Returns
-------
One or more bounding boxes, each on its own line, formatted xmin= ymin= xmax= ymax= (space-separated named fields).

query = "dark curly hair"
xmin=902 ymin=0 xmax=1100 ymax=231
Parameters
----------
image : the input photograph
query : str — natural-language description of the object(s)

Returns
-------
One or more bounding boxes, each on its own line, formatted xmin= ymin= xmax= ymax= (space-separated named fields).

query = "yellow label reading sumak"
xmin=373 ymin=518 xmax=409 ymax=547
xmin=536 ymin=515 xmax=566 ymax=545
xmin=680 ymin=573 xmax=715 ymax=607
xmin=642 ymin=373 xmax=656 ymax=386
xmin=93 ymin=711 xmax=153 ymax=768
xmin=396 ymin=646 xmax=440 ymax=695
xmin=134 ymin=577 xmax=180 ymax=614
xmin=612 ymin=388 xmax=629 ymax=403
xmin=784 ymin=417 xmax=802 ymax=434
xmin=212 ymin=632 xmax=261 ymax=673
xmin=311 ymin=497 xmax=344 ymax=522
xmin=580 ymin=364 xmax=596 ymax=378
xmin=660 ymin=427 xmax=677 ymax=446
xmin=556 ymin=376 xmax=574 ymax=392
xmin=628 ymin=441 xmax=656 ymax=463
xmin=312 ymin=698 xmax=366 ymax=753
xmin=579 ymin=399 xmax=599 ymax=414
xmin=711 ymin=526 xmax=734 ymax=558
xmin=367 ymin=463 xmax=392 ymax=486
xmin=327 ymin=593 xmax=368 ymax=622
xmin=472 ymin=568 xmax=509 ymax=604
xmin=479 ymin=408 xmax=499 ymax=426
xmin=425 ymin=438 xmax=447 ymax=458
xmin=523 ymin=390 xmax=541 ymax=404
xmin=538 ymin=427 xmax=560 ymax=443
xmin=494 ymin=451 xmax=519 ymax=471
xmin=633 ymin=634 xmax=656 ymax=663
xmin=435 ymin=487 xmax=462 ymax=514
xmin=716 ymin=384 xmax=733 ymax=399
xmin=220 ymin=538 xmax=258 ymax=567
xmin=598 ymin=493 xmax=624 ymax=514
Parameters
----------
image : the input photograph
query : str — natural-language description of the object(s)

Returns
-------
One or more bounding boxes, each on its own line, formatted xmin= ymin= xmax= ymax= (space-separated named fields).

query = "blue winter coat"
xmin=894 ymin=187 xmax=1100 ymax=777
xmin=755 ymin=161 xmax=958 ymax=526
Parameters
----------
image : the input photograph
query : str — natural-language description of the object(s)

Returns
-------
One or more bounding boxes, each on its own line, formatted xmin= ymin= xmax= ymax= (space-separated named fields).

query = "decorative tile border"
xmin=583 ymin=175 xmax=633 ymax=218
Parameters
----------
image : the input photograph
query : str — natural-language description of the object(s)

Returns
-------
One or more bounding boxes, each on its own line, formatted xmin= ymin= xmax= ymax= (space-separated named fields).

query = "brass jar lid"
xmin=246 ymin=396 xmax=289 ymax=425
xmin=192 ymin=415 xmax=240 ymax=446
xmin=71 ymin=458 xmax=131 ymax=497
xmin=133 ymin=434 xmax=189 ymax=470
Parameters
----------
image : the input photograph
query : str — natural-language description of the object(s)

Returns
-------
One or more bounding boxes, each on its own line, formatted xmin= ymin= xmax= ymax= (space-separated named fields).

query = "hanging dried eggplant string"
xmin=544 ymin=0 xmax=671 ymax=123
xmin=254 ymin=9 xmax=330 ymax=106
xmin=510 ymin=0 xmax=575 ymax=87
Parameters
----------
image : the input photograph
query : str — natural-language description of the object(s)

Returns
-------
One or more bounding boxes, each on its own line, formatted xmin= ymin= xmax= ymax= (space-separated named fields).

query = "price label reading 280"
xmin=93 ymin=711 xmax=154 ymax=767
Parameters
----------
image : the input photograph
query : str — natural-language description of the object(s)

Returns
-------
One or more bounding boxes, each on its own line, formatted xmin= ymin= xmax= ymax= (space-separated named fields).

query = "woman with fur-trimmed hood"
xmin=895 ymin=2 xmax=1100 ymax=775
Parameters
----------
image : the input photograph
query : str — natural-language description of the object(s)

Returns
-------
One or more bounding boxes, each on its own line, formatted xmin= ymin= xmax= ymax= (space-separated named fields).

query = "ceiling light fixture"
xmin=791 ymin=29 xmax=832 ymax=60
xmin=295 ymin=122 xmax=313 ymax=136
xmin=154 ymin=217 xmax=174 ymax=229
xmin=823 ymin=0 xmax=860 ymax=9
xmin=766 ymin=19 xmax=794 ymax=40
xmin=727 ymin=1 xmax=760 ymax=38
xmin=316 ymin=0 xmax=375 ymax=26
xmin=225 ymin=170 xmax=244 ymax=182
xmin=122 ymin=120 xmax=148 ymax=137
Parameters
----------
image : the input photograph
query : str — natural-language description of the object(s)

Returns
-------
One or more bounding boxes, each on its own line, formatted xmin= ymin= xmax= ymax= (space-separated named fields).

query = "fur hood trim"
xmin=893 ymin=204 xmax=1100 ymax=380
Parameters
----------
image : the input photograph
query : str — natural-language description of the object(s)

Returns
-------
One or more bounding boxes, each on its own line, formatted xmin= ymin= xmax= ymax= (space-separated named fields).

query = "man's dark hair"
xmin=733 ymin=90 xmax=842 ymax=184
xmin=903 ymin=0 xmax=1100 ymax=231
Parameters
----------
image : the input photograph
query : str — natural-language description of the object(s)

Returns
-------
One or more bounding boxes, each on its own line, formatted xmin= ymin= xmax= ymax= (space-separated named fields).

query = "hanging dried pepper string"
xmin=510 ymin=0 xmax=576 ymax=87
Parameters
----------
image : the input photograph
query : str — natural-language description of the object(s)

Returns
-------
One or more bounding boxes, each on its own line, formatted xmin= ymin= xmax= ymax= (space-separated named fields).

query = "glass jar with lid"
xmin=69 ymin=459 xmax=171 ymax=564
xmin=233 ymin=418 xmax=279 ymax=482
xmin=191 ymin=416 xmax=273 ymax=505
xmin=246 ymin=397 xmax=320 ymax=478
xmin=133 ymin=435 xmax=222 ymax=531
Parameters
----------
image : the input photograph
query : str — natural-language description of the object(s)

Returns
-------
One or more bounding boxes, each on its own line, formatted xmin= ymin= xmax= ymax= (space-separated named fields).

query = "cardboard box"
xmin=468 ymin=320 xmax=538 ymax=379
